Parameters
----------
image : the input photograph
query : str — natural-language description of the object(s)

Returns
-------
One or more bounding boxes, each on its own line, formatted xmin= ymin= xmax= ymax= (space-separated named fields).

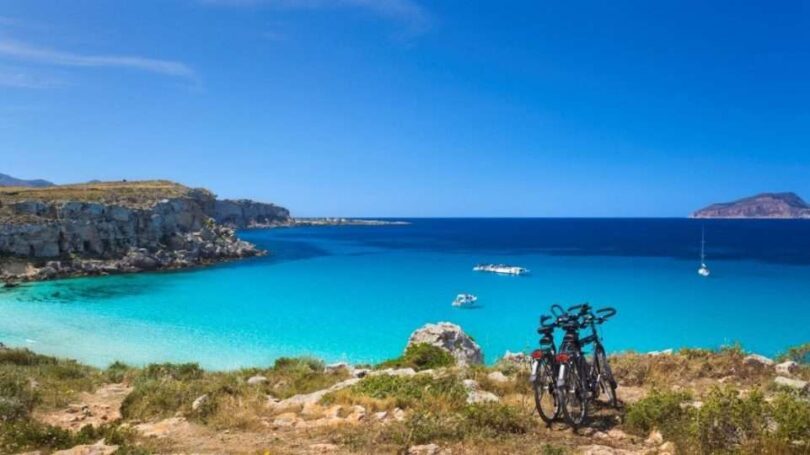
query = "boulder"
xmin=487 ymin=371 xmax=509 ymax=383
xmin=247 ymin=375 xmax=268 ymax=385
xmin=743 ymin=354 xmax=774 ymax=368
xmin=462 ymin=379 xmax=499 ymax=404
xmin=774 ymin=376 xmax=809 ymax=392
xmin=191 ymin=394 xmax=209 ymax=411
xmin=775 ymin=360 xmax=799 ymax=376
xmin=407 ymin=322 xmax=483 ymax=366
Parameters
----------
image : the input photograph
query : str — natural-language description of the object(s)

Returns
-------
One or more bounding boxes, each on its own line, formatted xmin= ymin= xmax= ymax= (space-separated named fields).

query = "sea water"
xmin=0 ymin=218 xmax=808 ymax=369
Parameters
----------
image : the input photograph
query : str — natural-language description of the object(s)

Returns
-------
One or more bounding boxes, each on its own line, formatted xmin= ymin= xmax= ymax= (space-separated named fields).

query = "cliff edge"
xmin=0 ymin=180 xmax=290 ymax=282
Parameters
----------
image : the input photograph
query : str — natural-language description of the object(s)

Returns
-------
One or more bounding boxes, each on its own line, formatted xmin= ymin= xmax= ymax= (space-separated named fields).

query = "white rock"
xmin=191 ymin=394 xmax=209 ymax=411
xmin=407 ymin=322 xmax=483 ymax=366
xmin=407 ymin=443 xmax=441 ymax=455
xmin=52 ymin=440 xmax=118 ymax=455
xmin=774 ymin=376 xmax=809 ymax=391
xmin=645 ymin=430 xmax=663 ymax=445
xmin=487 ymin=371 xmax=509 ymax=383
xmin=744 ymin=354 xmax=774 ymax=367
xmin=247 ymin=375 xmax=268 ymax=385
xmin=775 ymin=360 xmax=799 ymax=376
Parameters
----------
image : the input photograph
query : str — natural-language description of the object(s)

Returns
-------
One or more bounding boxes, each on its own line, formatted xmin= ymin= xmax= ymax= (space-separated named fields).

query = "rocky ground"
xmin=1 ymin=324 xmax=808 ymax=454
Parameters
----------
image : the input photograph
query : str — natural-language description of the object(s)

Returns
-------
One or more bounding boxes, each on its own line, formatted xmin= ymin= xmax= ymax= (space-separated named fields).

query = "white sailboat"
xmin=698 ymin=227 xmax=710 ymax=277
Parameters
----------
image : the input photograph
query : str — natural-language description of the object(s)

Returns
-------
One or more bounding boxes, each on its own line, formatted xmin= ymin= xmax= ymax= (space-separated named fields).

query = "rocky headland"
xmin=692 ymin=192 xmax=810 ymax=219
xmin=0 ymin=180 xmax=291 ymax=283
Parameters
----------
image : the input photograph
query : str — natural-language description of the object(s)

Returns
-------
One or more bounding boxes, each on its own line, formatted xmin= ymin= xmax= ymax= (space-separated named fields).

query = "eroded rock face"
xmin=212 ymin=199 xmax=291 ymax=228
xmin=406 ymin=322 xmax=483 ymax=366
xmin=0 ymin=190 xmax=268 ymax=281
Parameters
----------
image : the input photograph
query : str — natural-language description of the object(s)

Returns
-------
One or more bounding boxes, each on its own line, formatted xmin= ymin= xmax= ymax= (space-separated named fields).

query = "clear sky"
xmin=1 ymin=1 xmax=809 ymax=217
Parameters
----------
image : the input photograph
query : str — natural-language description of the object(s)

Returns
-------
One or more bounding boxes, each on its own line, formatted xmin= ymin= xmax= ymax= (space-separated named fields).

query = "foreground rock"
xmin=407 ymin=322 xmax=484 ymax=366
xmin=0 ymin=180 xmax=288 ymax=282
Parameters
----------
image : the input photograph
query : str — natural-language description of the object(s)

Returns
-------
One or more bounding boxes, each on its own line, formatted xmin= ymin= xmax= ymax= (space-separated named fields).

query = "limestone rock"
xmin=774 ymin=376 xmax=809 ymax=392
xmin=743 ymin=354 xmax=774 ymax=368
xmin=487 ymin=371 xmax=509 ymax=383
xmin=463 ymin=379 xmax=499 ymax=404
xmin=407 ymin=322 xmax=483 ymax=366
xmin=191 ymin=394 xmax=209 ymax=411
xmin=247 ymin=375 xmax=268 ymax=385
xmin=775 ymin=360 xmax=799 ymax=376
xmin=52 ymin=440 xmax=118 ymax=455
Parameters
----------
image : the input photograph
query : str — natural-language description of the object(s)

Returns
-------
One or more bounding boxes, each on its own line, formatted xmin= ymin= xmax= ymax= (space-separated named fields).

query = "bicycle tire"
xmin=560 ymin=360 xmax=588 ymax=428
xmin=533 ymin=360 xmax=559 ymax=424
xmin=596 ymin=347 xmax=618 ymax=408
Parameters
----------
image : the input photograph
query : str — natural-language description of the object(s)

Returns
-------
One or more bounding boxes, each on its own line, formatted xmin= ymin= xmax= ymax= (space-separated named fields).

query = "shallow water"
xmin=1 ymin=219 xmax=808 ymax=369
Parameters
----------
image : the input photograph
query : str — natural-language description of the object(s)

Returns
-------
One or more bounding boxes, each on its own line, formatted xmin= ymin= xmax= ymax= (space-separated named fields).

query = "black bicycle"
xmin=530 ymin=305 xmax=566 ymax=424
xmin=556 ymin=303 xmax=618 ymax=428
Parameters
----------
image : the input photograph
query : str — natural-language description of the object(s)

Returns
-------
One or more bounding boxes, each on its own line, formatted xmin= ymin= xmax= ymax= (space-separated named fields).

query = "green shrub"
xmin=0 ymin=348 xmax=58 ymax=367
xmin=0 ymin=373 xmax=38 ymax=421
xmin=462 ymin=402 xmax=532 ymax=436
xmin=769 ymin=391 xmax=810 ymax=443
xmin=625 ymin=389 xmax=692 ymax=436
xmin=273 ymin=356 xmax=324 ymax=374
xmin=777 ymin=343 xmax=810 ymax=364
xmin=691 ymin=387 xmax=768 ymax=452
xmin=323 ymin=374 xmax=467 ymax=411
xmin=139 ymin=362 xmax=204 ymax=382
xmin=105 ymin=361 xmax=136 ymax=383
xmin=377 ymin=344 xmax=456 ymax=371
xmin=0 ymin=420 xmax=138 ymax=454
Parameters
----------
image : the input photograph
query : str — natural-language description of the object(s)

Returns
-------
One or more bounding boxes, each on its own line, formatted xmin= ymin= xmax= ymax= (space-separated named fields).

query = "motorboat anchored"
xmin=452 ymin=293 xmax=478 ymax=307
xmin=473 ymin=264 xmax=529 ymax=276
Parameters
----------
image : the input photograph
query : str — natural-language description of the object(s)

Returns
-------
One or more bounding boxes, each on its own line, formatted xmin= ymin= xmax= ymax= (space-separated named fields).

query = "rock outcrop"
xmin=212 ymin=199 xmax=291 ymax=228
xmin=692 ymin=192 xmax=810 ymax=219
xmin=0 ymin=180 xmax=281 ymax=282
xmin=406 ymin=322 xmax=484 ymax=366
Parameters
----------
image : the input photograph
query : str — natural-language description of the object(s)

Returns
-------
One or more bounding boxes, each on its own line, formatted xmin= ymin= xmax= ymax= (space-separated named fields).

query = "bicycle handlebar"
xmin=550 ymin=304 xmax=566 ymax=317
xmin=567 ymin=303 xmax=592 ymax=315
xmin=596 ymin=307 xmax=616 ymax=320
xmin=540 ymin=315 xmax=553 ymax=327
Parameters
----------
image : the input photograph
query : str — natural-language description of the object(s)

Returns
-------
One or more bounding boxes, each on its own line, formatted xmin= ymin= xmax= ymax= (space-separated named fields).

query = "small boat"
xmin=698 ymin=227 xmax=710 ymax=277
xmin=452 ymin=293 xmax=478 ymax=307
xmin=473 ymin=264 xmax=529 ymax=275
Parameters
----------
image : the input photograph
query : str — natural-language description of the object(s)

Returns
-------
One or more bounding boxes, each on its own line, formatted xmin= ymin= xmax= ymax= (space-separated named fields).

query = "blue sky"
xmin=1 ymin=1 xmax=809 ymax=216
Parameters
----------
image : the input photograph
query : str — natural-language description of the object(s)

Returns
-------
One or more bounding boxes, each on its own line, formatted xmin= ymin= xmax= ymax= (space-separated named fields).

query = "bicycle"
xmin=555 ymin=303 xmax=618 ymax=428
xmin=530 ymin=305 xmax=565 ymax=425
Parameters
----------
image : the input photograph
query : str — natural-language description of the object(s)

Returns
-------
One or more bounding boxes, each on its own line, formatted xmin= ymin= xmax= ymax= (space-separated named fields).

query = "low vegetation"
xmin=376 ymin=343 xmax=456 ymax=371
xmin=1 ymin=342 xmax=809 ymax=453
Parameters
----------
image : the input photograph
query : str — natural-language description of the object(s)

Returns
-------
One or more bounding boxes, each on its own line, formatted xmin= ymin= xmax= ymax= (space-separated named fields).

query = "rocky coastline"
xmin=0 ymin=180 xmax=290 ymax=283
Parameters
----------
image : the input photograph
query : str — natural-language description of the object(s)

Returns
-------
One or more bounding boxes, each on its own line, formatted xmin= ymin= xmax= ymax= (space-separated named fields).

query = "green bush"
xmin=625 ymin=389 xmax=692 ymax=436
xmin=0 ymin=373 xmax=38 ymax=422
xmin=462 ymin=402 xmax=532 ymax=436
xmin=691 ymin=387 xmax=768 ymax=452
xmin=378 ymin=344 xmax=456 ymax=371
xmin=777 ymin=343 xmax=810 ymax=364
xmin=139 ymin=362 xmax=204 ymax=382
xmin=323 ymin=374 xmax=467 ymax=411
xmin=769 ymin=391 xmax=810 ymax=443
xmin=0 ymin=420 xmax=139 ymax=454
xmin=273 ymin=356 xmax=324 ymax=374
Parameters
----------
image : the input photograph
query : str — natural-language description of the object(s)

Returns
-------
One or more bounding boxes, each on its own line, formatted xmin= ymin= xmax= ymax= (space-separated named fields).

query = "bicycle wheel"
xmin=560 ymin=361 xmax=588 ymax=428
xmin=596 ymin=347 xmax=617 ymax=408
xmin=533 ymin=359 xmax=558 ymax=424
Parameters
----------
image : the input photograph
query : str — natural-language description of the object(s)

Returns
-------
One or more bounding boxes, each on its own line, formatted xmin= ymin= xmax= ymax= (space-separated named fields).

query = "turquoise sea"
xmin=1 ymin=219 xmax=809 ymax=369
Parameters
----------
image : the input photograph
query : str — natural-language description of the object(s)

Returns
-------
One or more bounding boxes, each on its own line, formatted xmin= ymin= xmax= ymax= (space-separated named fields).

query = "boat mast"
xmin=700 ymin=227 xmax=706 ymax=265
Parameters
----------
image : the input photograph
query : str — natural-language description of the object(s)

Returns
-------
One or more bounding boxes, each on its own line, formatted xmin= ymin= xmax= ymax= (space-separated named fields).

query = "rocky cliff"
xmin=212 ymin=199 xmax=291 ymax=228
xmin=691 ymin=192 xmax=810 ymax=219
xmin=0 ymin=180 xmax=287 ymax=282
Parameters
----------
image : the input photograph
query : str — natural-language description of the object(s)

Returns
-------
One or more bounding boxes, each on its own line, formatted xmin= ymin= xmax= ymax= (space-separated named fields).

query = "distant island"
xmin=692 ymin=192 xmax=810 ymax=219
xmin=0 ymin=172 xmax=55 ymax=188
